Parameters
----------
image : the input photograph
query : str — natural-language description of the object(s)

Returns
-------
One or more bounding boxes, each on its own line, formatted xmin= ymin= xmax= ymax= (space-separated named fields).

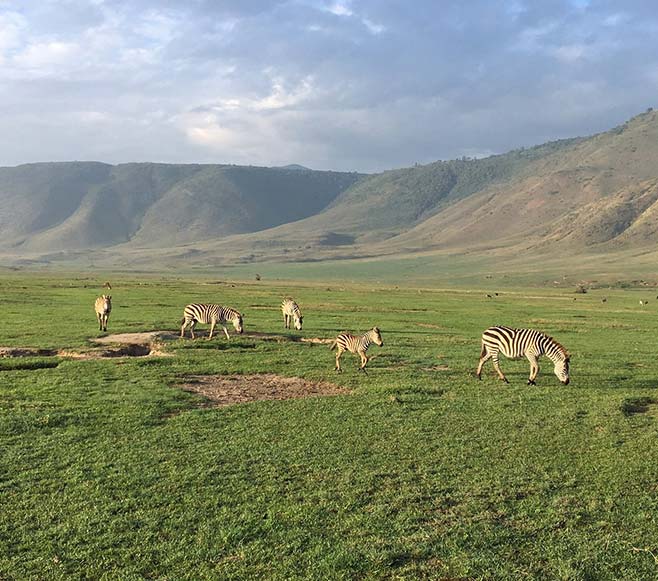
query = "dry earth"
xmin=179 ymin=373 xmax=350 ymax=407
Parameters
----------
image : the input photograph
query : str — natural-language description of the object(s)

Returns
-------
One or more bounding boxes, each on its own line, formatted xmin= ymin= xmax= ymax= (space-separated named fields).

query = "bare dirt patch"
xmin=179 ymin=373 xmax=349 ymax=407
xmin=0 ymin=347 xmax=58 ymax=357
xmin=243 ymin=331 xmax=333 ymax=345
xmin=0 ymin=331 xmax=175 ymax=361
xmin=91 ymin=331 xmax=177 ymax=346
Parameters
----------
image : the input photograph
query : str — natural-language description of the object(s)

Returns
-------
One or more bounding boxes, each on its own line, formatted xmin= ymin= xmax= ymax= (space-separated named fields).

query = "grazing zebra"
xmin=94 ymin=295 xmax=112 ymax=332
xmin=330 ymin=327 xmax=383 ymax=373
xmin=476 ymin=326 xmax=570 ymax=385
xmin=180 ymin=304 xmax=243 ymax=340
xmin=281 ymin=298 xmax=303 ymax=330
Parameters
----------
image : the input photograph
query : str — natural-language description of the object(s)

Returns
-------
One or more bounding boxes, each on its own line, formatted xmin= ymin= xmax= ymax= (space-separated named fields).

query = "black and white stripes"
xmin=476 ymin=326 xmax=570 ymax=385
xmin=281 ymin=298 xmax=303 ymax=330
xmin=180 ymin=304 xmax=244 ymax=340
xmin=94 ymin=295 xmax=112 ymax=332
xmin=331 ymin=327 xmax=383 ymax=373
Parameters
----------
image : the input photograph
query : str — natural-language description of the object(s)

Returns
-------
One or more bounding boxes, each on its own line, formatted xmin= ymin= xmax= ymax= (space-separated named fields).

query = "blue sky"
xmin=1 ymin=0 xmax=656 ymax=171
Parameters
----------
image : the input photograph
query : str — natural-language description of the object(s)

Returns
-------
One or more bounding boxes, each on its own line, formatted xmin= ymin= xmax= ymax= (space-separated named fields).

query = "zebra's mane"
xmin=542 ymin=332 xmax=569 ymax=360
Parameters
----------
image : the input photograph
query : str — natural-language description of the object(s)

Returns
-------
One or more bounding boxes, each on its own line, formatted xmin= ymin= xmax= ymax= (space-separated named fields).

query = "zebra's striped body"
xmin=330 ymin=327 xmax=383 ymax=373
xmin=94 ymin=295 xmax=112 ymax=332
xmin=476 ymin=326 xmax=570 ymax=385
xmin=180 ymin=304 xmax=243 ymax=340
xmin=281 ymin=298 xmax=303 ymax=330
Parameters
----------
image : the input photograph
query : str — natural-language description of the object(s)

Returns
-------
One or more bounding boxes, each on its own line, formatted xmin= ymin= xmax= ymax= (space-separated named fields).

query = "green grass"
xmin=1 ymin=273 xmax=658 ymax=579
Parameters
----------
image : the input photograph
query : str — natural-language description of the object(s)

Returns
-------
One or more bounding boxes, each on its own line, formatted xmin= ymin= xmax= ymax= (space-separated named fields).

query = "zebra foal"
xmin=330 ymin=327 xmax=383 ymax=373
xmin=180 ymin=304 xmax=244 ymax=340
xmin=94 ymin=295 xmax=112 ymax=332
xmin=281 ymin=298 xmax=303 ymax=330
xmin=476 ymin=326 xmax=570 ymax=385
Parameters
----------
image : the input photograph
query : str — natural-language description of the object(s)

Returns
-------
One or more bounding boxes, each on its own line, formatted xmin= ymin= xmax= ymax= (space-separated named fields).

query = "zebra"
xmin=180 ymin=304 xmax=243 ymax=340
xmin=94 ymin=295 xmax=112 ymax=332
xmin=330 ymin=327 xmax=383 ymax=373
xmin=281 ymin=298 xmax=303 ymax=330
xmin=476 ymin=326 xmax=570 ymax=385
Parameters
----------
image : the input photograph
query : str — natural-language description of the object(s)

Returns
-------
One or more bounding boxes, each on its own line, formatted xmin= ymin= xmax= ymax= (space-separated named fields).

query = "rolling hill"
xmin=2 ymin=109 xmax=658 ymax=273
xmin=0 ymin=163 xmax=363 ymax=253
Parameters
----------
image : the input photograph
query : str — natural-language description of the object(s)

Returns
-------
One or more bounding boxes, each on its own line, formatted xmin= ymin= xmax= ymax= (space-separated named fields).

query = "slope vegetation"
xmin=0 ymin=163 xmax=362 ymax=252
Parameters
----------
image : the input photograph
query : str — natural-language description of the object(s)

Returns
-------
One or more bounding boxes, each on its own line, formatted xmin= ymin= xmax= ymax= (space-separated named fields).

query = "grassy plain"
xmin=1 ymin=272 xmax=658 ymax=579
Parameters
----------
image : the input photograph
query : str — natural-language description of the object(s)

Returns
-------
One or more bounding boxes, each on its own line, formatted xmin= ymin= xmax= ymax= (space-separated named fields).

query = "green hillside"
xmin=0 ymin=163 xmax=363 ymax=252
xmin=2 ymin=109 xmax=658 ymax=275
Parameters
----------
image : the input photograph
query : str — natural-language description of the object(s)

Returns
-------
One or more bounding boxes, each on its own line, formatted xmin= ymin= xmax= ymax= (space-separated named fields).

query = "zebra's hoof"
xmin=527 ymin=380 xmax=536 ymax=386
xmin=503 ymin=378 xmax=509 ymax=384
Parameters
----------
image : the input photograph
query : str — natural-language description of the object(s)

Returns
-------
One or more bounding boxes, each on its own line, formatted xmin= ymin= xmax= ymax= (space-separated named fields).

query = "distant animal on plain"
xmin=640 ymin=300 xmax=649 ymax=306
xmin=486 ymin=294 xmax=493 ymax=299
xmin=281 ymin=298 xmax=303 ymax=330
xmin=180 ymin=304 xmax=243 ymax=340
xmin=94 ymin=295 xmax=112 ymax=332
xmin=103 ymin=281 xmax=112 ymax=290
xmin=476 ymin=326 xmax=570 ymax=385
xmin=330 ymin=327 xmax=383 ymax=373
xmin=601 ymin=297 xmax=607 ymax=303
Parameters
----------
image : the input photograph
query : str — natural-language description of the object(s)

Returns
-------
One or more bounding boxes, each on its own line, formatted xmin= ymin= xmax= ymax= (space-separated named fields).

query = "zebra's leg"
xmin=335 ymin=347 xmax=344 ymax=372
xmin=283 ymin=313 xmax=288 ymax=328
xmin=492 ymin=354 xmax=509 ymax=383
xmin=526 ymin=354 xmax=539 ymax=385
xmin=208 ymin=321 xmax=216 ymax=340
xmin=476 ymin=346 xmax=493 ymax=379
xmin=223 ymin=326 xmax=230 ymax=340
xmin=102 ymin=315 xmax=108 ymax=332
xmin=180 ymin=318 xmax=188 ymax=338
xmin=97 ymin=313 xmax=103 ymax=331
xmin=359 ymin=351 xmax=368 ymax=372
xmin=190 ymin=320 xmax=196 ymax=339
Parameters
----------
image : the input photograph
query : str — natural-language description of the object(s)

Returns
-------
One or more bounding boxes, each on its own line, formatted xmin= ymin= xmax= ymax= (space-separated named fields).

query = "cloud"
xmin=0 ymin=1 xmax=657 ymax=171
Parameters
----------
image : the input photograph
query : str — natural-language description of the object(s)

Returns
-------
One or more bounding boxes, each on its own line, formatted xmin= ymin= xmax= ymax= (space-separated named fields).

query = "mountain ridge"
xmin=1 ymin=108 xmax=657 ymax=270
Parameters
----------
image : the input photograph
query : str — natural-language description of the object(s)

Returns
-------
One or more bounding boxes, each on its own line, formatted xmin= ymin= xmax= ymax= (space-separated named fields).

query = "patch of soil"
xmin=0 ymin=347 xmax=58 ymax=357
xmin=300 ymin=337 xmax=334 ymax=345
xmin=179 ymin=373 xmax=349 ymax=407
xmin=243 ymin=332 xmax=333 ymax=345
xmin=423 ymin=365 xmax=451 ymax=371
xmin=91 ymin=331 xmax=177 ymax=345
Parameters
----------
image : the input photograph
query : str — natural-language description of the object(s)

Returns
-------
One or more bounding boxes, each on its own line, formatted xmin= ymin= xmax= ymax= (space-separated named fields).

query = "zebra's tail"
xmin=329 ymin=341 xmax=337 ymax=351
xmin=479 ymin=341 xmax=486 ymax=359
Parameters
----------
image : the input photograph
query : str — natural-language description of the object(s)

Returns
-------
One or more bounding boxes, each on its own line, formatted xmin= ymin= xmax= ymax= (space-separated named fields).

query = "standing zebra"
xmin=94 ymin=295 xmax=112 ymax=332
xmin=180 ymin=304 xmax=244 ymax=340
xmin=281 ymin=298 xmax=303 ymax=330
xmin=330 ymin=327 xmax=383 ymax=373
xmin=476 ymin=326 xmax=570 ymax=385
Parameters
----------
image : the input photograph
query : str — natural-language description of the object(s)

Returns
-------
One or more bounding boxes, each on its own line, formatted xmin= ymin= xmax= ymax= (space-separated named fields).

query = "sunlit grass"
xmin=1 ymin=273 xmax=657 ymax=579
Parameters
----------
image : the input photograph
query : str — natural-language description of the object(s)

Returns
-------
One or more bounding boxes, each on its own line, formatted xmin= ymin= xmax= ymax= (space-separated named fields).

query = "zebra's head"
xmin=293 ymin=314 xmax=303 ymax=330
xmin=554 ymin=355 xmax=570 ymax=385
xmin=233 ymin=313 xmax=244 ymax=334
xmin=371 ymin=326 xmax=383 ymax=347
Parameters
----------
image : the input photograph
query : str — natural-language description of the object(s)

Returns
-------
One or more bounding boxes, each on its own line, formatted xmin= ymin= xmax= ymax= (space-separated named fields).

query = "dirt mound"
xmin=179 ymin=374 xmax=349 ymax=407
xmin=91 ymin=331 xmax=177 ymax=345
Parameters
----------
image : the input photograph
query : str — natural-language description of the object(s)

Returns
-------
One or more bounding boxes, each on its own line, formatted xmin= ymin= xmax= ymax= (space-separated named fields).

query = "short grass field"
xmin=1 ymin=273 xmax=658 ymax=580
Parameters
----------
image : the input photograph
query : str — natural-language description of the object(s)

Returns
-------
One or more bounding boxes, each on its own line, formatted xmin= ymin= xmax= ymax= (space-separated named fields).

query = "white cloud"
xmin=325 ymin=1 xmax=352 ymax=17
xmin=362 ymin=18 xmax=386 ymax=35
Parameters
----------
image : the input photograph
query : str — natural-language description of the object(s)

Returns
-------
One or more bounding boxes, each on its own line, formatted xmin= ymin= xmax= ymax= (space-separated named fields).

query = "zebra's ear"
xmin=373 ymin=326 xmax=380 ymax=332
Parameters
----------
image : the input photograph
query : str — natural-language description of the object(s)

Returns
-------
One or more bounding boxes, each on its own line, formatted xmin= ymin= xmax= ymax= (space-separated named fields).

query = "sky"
xmin=1 ymin=0 xmax=657 ymax=172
